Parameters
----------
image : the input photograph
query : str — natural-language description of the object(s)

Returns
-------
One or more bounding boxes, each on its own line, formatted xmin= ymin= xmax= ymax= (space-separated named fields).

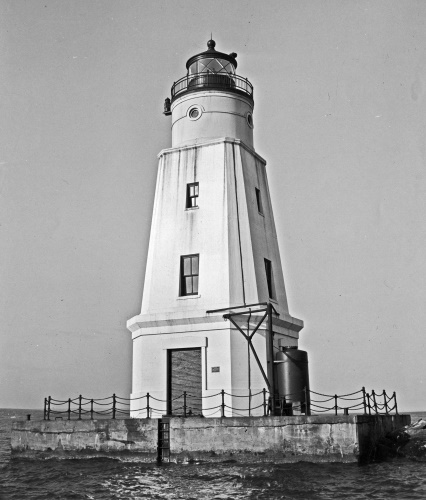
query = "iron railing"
xmin=310 ymin=388 xmax=398 ymax=416
xmin=171 ymin=72 xmax=253 ymax=101
xmin=43 ymin=387 xmax=398 ymax=421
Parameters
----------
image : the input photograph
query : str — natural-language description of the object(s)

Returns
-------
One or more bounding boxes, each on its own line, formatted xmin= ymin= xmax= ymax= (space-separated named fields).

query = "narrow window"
xmin=264 ymin=258 xmax=275 ymax=299
xmin=186 ymin=182 xmax=199 ymax=208
xmin=180 ymin=254 xmax=199 ymax=296
xmin=255 ymin=188 xmax=263 ymax=214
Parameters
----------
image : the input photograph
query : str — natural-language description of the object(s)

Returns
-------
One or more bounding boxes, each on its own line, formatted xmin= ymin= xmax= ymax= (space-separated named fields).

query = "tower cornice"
xmin=157 ymin=137 xmax=266 ymax=165
xmin=128 ymin=311 xmax=303 ymax=338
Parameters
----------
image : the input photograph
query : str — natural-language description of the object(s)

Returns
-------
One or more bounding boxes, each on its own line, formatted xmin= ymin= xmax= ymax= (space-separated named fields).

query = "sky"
xmin=1 ymin=0 xmax=425 ymax=411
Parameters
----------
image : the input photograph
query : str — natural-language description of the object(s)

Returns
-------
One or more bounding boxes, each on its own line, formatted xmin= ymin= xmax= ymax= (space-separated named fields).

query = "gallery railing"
xmin=43 ymin=387 xmax=398 ymax=420
xmin=171 ymin=72 xmax=253 ymax=101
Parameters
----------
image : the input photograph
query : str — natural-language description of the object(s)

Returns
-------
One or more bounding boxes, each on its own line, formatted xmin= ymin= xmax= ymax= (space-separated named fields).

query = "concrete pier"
xmin=11 ymin=414 xmax=410 ymax=463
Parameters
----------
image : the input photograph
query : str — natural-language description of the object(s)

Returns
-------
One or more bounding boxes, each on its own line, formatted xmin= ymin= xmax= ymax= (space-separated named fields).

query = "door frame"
xmin=167 ymin=347 xmax=202 ymax=416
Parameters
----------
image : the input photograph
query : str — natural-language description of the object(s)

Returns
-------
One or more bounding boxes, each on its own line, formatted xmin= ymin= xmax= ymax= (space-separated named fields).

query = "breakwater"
xmin=11 ymin=414 xmax=410 ymax=463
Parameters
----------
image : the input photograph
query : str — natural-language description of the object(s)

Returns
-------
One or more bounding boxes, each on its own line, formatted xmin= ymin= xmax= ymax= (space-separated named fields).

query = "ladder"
xmin=157 ymin=417 xmax=170 ymax=463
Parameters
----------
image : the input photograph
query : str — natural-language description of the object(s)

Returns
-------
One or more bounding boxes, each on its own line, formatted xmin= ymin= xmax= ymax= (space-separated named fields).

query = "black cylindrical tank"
xmin=275 ymin=347 xmax=310 ymax=405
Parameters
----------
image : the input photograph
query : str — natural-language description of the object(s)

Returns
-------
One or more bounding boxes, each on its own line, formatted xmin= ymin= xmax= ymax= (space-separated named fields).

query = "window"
xmin=180 ymin=254 xmax=199 ymax=296
xmin=186 ymin=182 xmax=199 ymax=208
xmin=264 ymin=258 xmax=275 ymax=299
xmin=187 ymin=105 xmax=203 ymax=121
xmin=255 ymin=188 xmax=263 ymax=214
xmin=189 ymin=58 xmax=235 ymax=75
xmin=246 ymin=112 xmax=254 ymax=128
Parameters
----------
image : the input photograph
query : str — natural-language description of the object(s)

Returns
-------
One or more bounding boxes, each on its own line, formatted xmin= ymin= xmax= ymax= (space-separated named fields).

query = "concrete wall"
xmin=11 ymin=414 xmax=410 ymax=463
xmin=171 ymin=91 xmax=254 ymax=148
xmin=11 ymin=418 xmax=158 ymax=461
xmin=356 ymin=414 xmax=411 ymax=462
xmin=169 ymin=415 xmax=410 ymax=463
xmin=239 ymin=146 xmax=289 ymax=312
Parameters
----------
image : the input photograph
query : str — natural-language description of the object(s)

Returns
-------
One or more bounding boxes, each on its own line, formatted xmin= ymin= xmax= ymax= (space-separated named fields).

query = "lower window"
xmin=180 ymin=254 xmax=199 ymax=296
xmin=264 ymin=258 xmax=276 ymax=300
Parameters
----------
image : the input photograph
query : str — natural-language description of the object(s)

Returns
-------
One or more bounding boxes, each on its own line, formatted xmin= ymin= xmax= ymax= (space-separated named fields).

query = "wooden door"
xmin=168 ymin=348 xmax=202 ymax=416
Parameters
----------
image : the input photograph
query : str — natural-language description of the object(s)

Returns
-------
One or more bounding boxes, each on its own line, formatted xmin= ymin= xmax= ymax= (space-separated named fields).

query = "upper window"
xmin=255 ymin=188 xmax=263 ymax=214
xmin=246 ymin=112 xmax=254 ymax=129
xmin=188 ymin=58 xmax=235 ymax=76
xmin=187 ymin=105 xmax=203 ymax=121
xmin=180 ymin=255 xmax=199 ymax=296
xmin=186 ymin=182 xmax=199 ymax=208
xmin=264 ymin=258 xmax=275 ymax=300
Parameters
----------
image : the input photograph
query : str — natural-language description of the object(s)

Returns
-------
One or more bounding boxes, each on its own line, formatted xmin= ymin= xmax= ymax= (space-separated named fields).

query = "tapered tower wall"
xmin=135 ymin=138 xmax=291 ymax=318
xmin=128 ymin=138 xmax=302 ymax=416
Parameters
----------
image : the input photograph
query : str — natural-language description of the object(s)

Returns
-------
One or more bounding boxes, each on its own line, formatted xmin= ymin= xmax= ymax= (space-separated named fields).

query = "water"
xmin=1 ymin=409 xmax=425 ymax=499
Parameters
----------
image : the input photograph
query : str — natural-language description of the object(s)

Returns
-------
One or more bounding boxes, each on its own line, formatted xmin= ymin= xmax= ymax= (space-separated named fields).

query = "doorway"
xmin=167 ymin=348 xmax=202 ymax=416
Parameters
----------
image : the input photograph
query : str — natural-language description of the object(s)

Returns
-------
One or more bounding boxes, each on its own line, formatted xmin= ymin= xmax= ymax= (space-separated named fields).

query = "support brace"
xmin=214 ymin=302 xmax=278 ymax=416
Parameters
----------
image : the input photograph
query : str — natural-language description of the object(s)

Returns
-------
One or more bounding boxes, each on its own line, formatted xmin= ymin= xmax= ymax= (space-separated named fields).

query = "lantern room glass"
xmin=188 ymin=58 xmax=235 ymax=76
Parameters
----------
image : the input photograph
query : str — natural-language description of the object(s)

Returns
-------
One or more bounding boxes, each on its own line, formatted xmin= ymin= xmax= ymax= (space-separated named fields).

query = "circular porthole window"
xmin=246 ymin=112 xmax=254 ymax=129
xmin=187 ymin=105 xmax=202 ymax=121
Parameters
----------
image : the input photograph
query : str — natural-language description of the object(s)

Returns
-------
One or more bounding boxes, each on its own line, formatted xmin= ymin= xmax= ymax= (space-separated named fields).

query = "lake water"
xmin=1 ymin=408 xmax=425 ymax=499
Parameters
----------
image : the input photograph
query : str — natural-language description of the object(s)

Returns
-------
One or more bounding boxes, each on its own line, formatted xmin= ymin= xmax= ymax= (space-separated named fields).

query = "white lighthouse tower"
xmin=127 ymin=40 xmax=305 ymax=417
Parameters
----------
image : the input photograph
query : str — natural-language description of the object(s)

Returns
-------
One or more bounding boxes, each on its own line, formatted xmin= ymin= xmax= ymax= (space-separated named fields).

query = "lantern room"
xmin=187 ymin=39 xmax=237 ymax=76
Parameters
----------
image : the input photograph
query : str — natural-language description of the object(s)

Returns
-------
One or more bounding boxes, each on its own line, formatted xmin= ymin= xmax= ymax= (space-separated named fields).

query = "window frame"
xmin=264 ymin=258 xmax=275 ymax=300
xmin=255 ymin=188 xmax=263 ymax=214
xmin=186 ymin=182 xmax=199 ymax=209
xmin=246 ymin=111 xmax=254 ymax=129
xmin=187 ymin=105 xmax=203 ymax=121
xmin=180 ymin=254 xmax=200 ymax=296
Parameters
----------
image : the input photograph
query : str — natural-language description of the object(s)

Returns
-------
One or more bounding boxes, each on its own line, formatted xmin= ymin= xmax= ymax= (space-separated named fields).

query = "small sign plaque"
xmin=211 ymin=366 xmax=220 ymax=373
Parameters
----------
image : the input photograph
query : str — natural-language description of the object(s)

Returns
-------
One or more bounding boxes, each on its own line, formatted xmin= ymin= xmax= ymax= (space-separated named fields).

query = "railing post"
xmin=362 ymin=387 xmax=367 ymax=414
xmin=90 ymin=399 xmax=94 ymax=420
xmin=78 ymin=395 xmax=82 ymax=420
xmin=393 ymin=392 xmax=398 ymax=414
xmin=146 ymin=393 xmax=150 ymax=419
xmin=112 ymin=393 xmax=116 ymax=419
xmin=372 ymin=390 xmax=377 ymax=414
xmin=43 ymin=398 xmax=47 ymax=420
xmin=263 ymin=388 xmax=267 ymax=417
xmin=383 ymin=390 xmax=388 ymax=414
xmin=334 ymin=394 xmax=338 ymax=416
xmin=47 ymin=396 xmax=51 ymax=420
xmin=183 ymin=391 xmax=187 ymax=418
xmin=367 ymin=393 xmax=371 ymax=415
xmin=68 ymin=398 xmax=71 ymax=420
xmin=221 ymin=389 xmax=225 ymax=418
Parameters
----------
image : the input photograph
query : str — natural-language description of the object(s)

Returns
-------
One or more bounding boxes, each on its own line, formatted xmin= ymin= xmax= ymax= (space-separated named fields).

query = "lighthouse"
xmin=127 ymin=40 xmax=306 ymax=418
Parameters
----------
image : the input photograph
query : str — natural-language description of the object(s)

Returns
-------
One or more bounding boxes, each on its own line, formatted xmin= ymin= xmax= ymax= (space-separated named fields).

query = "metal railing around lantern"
xmin=42 ymin=387 xmax=398 ymax=421
xmin=171 ymin=72 xmax=253 ymax=101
